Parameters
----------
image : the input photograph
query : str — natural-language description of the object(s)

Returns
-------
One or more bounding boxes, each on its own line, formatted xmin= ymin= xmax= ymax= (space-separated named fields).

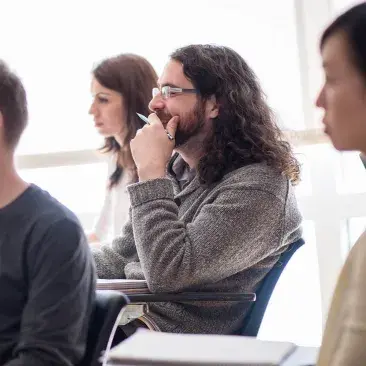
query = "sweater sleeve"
xmin=127 ymin=178 xmax=287 ymax=293
xmin=92 ymin=212 xmax=138 ymax=279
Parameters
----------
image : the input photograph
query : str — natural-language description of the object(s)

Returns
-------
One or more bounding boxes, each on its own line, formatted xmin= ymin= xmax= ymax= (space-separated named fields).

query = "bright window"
xmin=2 ymin=0 xmax=304 ymax=156
xmin=331 ymin=0 xmax=363 ymax=15
xmin=259 ymin=221 xmax=322 ymax=346
xmin=19 ymin=163 xmax=108 ymax=230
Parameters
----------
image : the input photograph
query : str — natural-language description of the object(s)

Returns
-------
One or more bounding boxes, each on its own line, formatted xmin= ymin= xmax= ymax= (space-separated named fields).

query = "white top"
xmin=92 ymin=155 xmax=131 ymax=243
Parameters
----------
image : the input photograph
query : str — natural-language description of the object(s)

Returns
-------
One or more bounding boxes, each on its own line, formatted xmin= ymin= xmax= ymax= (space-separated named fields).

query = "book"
xmin=106 ymin=329 xmax=297 ymax=366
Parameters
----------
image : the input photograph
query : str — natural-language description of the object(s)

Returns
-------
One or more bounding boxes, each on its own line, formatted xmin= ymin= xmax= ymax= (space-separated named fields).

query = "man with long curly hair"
xmin=93 ymin=44 xmax=303 ymax=336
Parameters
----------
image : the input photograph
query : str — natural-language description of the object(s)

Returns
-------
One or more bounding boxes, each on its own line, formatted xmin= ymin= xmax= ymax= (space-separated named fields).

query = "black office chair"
xmin=241 ymin=238 xmax=305 ymax=336
xmin=78 ymin=290 xmax=129 ymax=366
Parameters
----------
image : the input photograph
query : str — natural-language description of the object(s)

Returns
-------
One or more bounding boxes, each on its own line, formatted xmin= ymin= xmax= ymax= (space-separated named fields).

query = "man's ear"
xmin=206 ymin=95 xmax=219 ymax=119
xmin=0 ymin=111 xmax=3 ymax=127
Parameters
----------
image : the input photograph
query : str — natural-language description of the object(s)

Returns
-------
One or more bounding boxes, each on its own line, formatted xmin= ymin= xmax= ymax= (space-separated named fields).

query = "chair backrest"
xmin=78 ymin=290 xmax=129 ymax=366
xmin=241 ymin=238 xmax=305 ymax=337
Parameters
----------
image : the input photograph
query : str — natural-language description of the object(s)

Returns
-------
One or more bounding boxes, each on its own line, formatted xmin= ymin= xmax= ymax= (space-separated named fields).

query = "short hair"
xmin=0 ymin=61 xmax=28 ymax=149
xmin=320 ymin=2 xmax=366 ymax=82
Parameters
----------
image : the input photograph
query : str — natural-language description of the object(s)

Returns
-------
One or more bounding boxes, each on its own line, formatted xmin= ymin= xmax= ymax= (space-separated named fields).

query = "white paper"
xmin=107 ymin=329 xmax=296 ymax=366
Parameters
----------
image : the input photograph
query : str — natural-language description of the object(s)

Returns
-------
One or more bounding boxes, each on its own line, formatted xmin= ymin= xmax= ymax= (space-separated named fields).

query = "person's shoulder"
xmin=25 ymin=185 xmax=91 ymax=258
xmin=342 ymin=231 xmax=366 ymax=289
xmin=225 ymin=162 xmax=284 ymax=179
xmin=349 ymin=231 xmax=366 ymax=263
xmin=218 ymin=163 xmax=289 ymax=196
xmin=26 ymin=184 xmax=82 ymax=231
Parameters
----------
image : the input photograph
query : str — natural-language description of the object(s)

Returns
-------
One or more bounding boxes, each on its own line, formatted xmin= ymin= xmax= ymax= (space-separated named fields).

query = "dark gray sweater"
xmin=0 ymin=184 xmax=96 ymax=365
xmin=93 ymin=157 xmax=302 ymax=334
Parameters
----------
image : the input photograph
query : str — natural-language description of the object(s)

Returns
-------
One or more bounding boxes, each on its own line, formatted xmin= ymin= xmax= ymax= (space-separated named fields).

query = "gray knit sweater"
xmin=93 ymin=155 xmax=302 ymax=334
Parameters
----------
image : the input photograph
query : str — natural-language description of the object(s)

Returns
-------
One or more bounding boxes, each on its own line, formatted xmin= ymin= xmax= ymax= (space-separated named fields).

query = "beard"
xmin=155 ymin=102 xmax=206 ymax=148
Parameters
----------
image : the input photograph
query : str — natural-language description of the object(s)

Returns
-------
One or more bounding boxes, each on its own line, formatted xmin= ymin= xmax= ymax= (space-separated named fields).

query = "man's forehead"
xmin=157 ymin=60 xmax=193 ymax=88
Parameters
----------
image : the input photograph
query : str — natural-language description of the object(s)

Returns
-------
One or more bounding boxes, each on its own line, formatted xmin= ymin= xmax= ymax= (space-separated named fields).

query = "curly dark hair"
xmin=170 ymin=44 xmax=300 ymax=185
xmin=93 ymin=54 xmax=158 ymax=188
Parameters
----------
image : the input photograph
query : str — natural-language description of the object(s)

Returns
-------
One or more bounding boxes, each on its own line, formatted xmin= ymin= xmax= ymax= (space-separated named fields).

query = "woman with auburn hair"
xmin=88 ymin=54 xmax=157 ymax=244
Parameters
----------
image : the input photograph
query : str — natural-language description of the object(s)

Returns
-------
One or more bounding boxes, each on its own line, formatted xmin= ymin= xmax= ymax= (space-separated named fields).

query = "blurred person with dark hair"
xmin=316 ymin=2 xmax=366 ymax=365
xmin=88 ymin=54 xmax=158 ymax=245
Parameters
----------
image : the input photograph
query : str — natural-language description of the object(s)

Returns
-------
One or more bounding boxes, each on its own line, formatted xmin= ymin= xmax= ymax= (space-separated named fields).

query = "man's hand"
xmin=131 ymin=113 xmax=179 ymax=181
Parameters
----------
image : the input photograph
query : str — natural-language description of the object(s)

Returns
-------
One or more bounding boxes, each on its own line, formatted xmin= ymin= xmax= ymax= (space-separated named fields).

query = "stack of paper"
xmin=97 ymin=279 xmax=150 ymax=295
xmin=106 ymin=329 xmax=297 ymax=366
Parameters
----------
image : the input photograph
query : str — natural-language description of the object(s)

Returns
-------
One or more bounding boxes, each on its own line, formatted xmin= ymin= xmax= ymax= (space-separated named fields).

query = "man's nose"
xmin=149 ymin=93 xmax=165 ymax=112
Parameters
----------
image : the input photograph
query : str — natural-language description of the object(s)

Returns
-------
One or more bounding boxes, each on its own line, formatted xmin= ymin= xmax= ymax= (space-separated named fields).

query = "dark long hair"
xmin=92 ymin=54 xmax=158 ymax=188
xmin=320 ymin=2 xmax=366 ymax=82
xmin=171 ymin=45 xmax=300 ymax=185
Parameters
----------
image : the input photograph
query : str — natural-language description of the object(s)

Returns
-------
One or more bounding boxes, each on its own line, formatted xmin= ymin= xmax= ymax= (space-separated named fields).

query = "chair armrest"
xmin=96 ymin=281 xmax=256 ymax=303
xmin=127 ymin=292 xmax=256 ymax=303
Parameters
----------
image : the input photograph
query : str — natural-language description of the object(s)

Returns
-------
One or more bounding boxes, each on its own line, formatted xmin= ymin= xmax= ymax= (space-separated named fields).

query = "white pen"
xmin=136 ymin=113 xmax=174 ymax=141
xmin=136 ymin=113 xmax=150 ymax=125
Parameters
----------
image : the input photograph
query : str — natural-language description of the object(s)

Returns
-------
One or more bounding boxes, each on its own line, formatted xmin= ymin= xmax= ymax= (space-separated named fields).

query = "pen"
xmin=136 ymin=113 xmax=150 ymax=125
xmin=136 ymin=113 xmax=174 ymax=141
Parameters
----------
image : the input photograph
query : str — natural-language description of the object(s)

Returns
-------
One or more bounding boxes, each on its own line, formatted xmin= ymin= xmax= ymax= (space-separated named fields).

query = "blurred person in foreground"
xmin=0 ymin=60 xmax=96 ymax=365
xmin=316 ymin=2 xmax=366 ymax=365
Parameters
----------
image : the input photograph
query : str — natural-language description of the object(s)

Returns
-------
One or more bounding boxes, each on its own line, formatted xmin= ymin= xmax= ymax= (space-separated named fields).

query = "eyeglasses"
xmin=152 ymin=86 xmax=197 ymax=100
